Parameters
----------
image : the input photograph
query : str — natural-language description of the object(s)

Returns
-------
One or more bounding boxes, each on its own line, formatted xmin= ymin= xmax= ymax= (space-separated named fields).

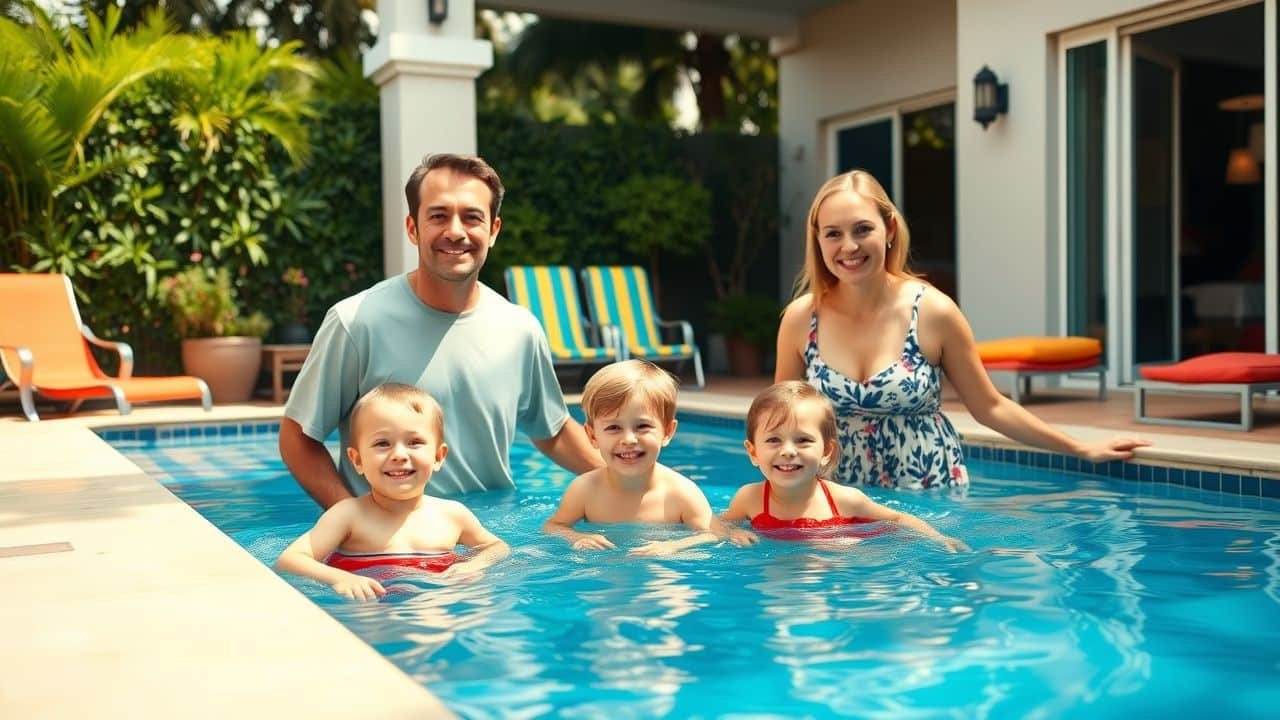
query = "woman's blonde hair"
xmin=794 ymin=169 xmax=922 ymax=308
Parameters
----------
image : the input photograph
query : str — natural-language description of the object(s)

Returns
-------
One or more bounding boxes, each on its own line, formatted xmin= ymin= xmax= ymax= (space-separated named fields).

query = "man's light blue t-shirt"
xmin=285 ymin=274 xmax=569 ymax=495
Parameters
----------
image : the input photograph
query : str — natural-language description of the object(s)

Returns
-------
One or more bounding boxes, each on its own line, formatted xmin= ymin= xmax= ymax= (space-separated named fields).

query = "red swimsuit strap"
xmin=762 ymin=479 xmax=842 ymax=519
xmin=816 ymin=479 xmax=842 ymax=518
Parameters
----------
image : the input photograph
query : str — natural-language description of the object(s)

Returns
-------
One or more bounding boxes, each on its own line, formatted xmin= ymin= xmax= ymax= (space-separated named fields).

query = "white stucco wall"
xmin=955 ymin=0 xmax=1164 ymax=342
xmin=777 ymin=0 xmax=958 ymax=299
xmin=780 ymin=0 xmax=1175 ymax=343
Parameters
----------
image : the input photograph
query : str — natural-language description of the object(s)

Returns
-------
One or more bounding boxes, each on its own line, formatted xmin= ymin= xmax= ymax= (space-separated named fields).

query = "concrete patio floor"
xmin=2 ymin=373 xmax=1277 ymax=719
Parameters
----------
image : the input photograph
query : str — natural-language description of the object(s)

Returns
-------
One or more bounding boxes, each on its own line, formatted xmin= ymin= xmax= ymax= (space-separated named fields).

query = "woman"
xmin=775 ymin=170 xmax=1148 ymax=489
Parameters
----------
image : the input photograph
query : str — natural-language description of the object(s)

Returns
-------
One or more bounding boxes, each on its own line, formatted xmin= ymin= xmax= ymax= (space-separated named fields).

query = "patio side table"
xmin=262 ymin=343 xmax=311 ymax=404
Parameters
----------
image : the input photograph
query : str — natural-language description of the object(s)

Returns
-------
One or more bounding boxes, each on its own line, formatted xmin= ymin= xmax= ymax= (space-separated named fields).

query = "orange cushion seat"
xmin=1138 ymin=353 xmax=1280 ymax=384
xmin=977 ymin=336 xmax=1102 ymax=364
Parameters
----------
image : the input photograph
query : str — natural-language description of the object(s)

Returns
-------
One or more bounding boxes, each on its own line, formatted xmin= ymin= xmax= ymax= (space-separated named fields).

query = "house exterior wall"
xmin=777 ymin=0 xmax=957 ymax=300
xmin=779 ymin=0 xmax=1171 ymax=342
xmin=954 ymin=0 xmax=1164 ymax=341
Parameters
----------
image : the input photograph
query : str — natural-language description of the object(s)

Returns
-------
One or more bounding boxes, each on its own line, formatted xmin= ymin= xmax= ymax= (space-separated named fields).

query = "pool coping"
xmin=0 ymin=404 xmax=452 ymax=720
xmin=4 ymin=392 xmax=1279 ymax=718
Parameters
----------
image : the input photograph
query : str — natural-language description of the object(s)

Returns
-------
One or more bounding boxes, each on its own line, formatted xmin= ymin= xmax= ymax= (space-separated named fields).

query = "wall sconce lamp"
xmin=973 ymin=65 xmax=1008 ymax=130
xmin=428 ymin=0 xmax=448 ymax=24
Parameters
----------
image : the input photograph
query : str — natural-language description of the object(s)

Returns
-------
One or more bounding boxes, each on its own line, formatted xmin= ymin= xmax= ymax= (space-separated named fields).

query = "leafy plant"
xmin=707 ymin=293 xmax=780 ymax=348
xmin=0 ymin=3 xmax=194 ymax=276
xmin=161 ymin=265 xmax=271 ymax=338
xmin=604 ymin=174 xmax=710 ymax=293
xmin=480 ymin=200 xmax=568 ymax=290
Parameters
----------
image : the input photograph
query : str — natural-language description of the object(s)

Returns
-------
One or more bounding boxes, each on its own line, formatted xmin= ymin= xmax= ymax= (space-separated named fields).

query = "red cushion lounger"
xmin=1135 ymin=353 xmax=1280 ymax=431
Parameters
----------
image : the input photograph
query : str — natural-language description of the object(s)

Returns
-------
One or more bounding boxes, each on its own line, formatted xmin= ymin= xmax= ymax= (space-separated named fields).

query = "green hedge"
xmin=479 ymin=110 xmax=779 ymax=342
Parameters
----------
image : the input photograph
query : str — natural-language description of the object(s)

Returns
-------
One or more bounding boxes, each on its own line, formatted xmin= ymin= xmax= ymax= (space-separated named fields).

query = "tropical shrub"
xmin=240 ymin=54 xmax=383 ymax=338
xmin=162 ymin=265 xmax=271 ymax=338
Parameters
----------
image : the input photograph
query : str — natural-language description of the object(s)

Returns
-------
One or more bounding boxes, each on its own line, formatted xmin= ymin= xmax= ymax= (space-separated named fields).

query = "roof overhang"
xmin=480 ymin=0 xmax=841 ymax=38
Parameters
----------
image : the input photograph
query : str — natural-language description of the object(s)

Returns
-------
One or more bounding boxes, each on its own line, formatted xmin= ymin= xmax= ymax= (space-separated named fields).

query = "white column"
xmin=364 ymin=0 xmax=493 ymax=277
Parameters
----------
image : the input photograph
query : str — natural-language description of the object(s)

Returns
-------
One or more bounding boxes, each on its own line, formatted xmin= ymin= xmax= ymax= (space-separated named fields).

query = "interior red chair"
xmin=0 ymin=273 xmax=211 ymax=421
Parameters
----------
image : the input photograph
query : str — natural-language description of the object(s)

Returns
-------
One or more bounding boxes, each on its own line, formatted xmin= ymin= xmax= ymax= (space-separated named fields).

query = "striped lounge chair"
xmin=503 ymin=266 xmax=619 ymax=379
xmin=579 ymin=265 xmax=705 ymax=389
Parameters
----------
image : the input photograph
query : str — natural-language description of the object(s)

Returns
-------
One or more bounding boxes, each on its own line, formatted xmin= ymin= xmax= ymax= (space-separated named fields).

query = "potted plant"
xmin=278 ymin=266 xmax=312 ymax=344
xmin=699 ymin=152 xmax=781 ymax=376
xmin=708 ymin=293 xmax=781 ymax=377
xmin=162 ymin=266 xmax=272 ymax=403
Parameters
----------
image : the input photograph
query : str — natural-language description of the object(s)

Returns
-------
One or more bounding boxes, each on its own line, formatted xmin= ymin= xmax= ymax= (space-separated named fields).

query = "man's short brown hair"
xmin=403 ymin=153 xmax=505 ymax=222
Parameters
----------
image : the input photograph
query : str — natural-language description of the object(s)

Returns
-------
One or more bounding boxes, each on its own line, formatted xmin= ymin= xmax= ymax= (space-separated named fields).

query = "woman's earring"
xmin=888 ymin=241 xmax=894 ymax=250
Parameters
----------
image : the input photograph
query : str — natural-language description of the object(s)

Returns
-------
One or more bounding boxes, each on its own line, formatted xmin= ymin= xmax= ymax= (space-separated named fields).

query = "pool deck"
xmin=2 ymin=379 xmax=1278 ymax=719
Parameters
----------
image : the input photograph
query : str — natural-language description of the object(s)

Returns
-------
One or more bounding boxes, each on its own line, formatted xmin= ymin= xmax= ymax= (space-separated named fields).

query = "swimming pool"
xmin=108 ymin=416 xmax=1280 ymax=719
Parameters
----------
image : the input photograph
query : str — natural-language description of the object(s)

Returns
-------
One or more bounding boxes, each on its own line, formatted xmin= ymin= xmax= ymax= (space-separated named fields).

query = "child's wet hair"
xmin=746 ymin=381 xmax=838 ymax=449
xmin=581 ymin=359 xmax=678 ymax=426
xmin=349 ymin=383 xmax=445 ymax=440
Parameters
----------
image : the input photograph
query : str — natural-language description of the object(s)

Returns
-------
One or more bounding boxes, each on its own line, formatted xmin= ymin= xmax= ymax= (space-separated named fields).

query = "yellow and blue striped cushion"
xmin=580 ymin=266 xmax=694 ymax=358
xmin=504 ymin=266 xmax=616 ymax=360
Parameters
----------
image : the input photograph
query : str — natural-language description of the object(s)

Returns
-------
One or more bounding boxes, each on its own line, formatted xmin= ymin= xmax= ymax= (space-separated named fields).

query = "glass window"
xmin=1066 ymin=41 xmax=1108 ymax=345
xmin=901 ymin=103 xmax=956 ymax=300
xmin=836 ymin=118 xmax=893 ymax=195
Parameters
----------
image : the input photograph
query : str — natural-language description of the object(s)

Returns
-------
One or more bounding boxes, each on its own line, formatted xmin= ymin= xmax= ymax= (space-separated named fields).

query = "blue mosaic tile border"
xmin=962 ymin=442 xmax=1280 ymax=499
xmin=97 ymin=420 xmax=281 ymax=446
xmin=95 ymin=416 xmax=1277 ymax=499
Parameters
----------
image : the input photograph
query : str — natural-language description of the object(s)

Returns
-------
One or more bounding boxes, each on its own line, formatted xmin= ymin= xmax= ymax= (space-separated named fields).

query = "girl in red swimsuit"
xmin=721 ymin=382 xmax=969 ymax=551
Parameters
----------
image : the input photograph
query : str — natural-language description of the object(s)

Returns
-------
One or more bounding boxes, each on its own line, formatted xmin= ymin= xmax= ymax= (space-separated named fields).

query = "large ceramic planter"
xmin=726 ymin=335 xmax=764 ymax=377
xmin=181 ymin=336 xmax=262 ymax=403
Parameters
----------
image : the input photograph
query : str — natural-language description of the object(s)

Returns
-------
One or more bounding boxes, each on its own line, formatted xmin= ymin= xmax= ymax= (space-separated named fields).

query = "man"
xmin=280 ymin=153 xmax=602 ymax=507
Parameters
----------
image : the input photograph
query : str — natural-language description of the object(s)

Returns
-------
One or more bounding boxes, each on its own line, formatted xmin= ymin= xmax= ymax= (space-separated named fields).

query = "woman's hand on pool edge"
xmin=332 ymin=573 xmax=386 ymax=601
xmin=1078 ymin=437 xmax=1153 ymax=462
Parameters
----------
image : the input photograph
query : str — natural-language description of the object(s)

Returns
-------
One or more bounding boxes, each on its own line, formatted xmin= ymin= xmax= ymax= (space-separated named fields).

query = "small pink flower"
xmin=864 ymin=423 xmax=877 ymax=434
xmin=951 ymin=467 xmax=963 ymax=478
xmin=879 ymin=473 xmax=892 ymax=488
xmin=189 ymin=251 xmax=203 ymax=262
xmin=902 ymin=359 xmax=916 ymax=372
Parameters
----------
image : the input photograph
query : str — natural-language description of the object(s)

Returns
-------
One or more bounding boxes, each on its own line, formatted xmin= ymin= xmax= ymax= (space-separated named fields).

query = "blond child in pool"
xmin=275 ymin=384 xmax=509 ymax=600
xmin=544 ymin=360 xmax=725 ymax=556
xmin=722 ymin=381 xmax=968 ymax=551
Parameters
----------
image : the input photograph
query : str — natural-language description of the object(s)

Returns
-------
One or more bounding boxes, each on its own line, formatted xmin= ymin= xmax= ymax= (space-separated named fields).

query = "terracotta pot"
xmin=181 ymin=336 xmax=263 ymax=403
xmin=725 ymin=336 xmax=763 ymax=377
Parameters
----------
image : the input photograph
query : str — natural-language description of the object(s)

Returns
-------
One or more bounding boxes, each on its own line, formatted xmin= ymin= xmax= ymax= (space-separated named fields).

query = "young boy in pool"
xmin=544 ymin=360 xmax=726 ymax=556
xmin=722 ymin=381 xmax=969 ymax=552
xmin=275 ymin=383 xmax=509 ymax=600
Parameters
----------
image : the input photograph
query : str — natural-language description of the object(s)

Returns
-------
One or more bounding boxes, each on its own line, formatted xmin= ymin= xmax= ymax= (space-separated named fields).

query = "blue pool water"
xmin=112 ymin=417 xmax=1280 ymax=719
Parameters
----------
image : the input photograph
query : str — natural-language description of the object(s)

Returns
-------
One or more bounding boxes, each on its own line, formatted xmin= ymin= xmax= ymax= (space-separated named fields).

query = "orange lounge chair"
xmin=976 ymin=336 xmax=1105 ymax=403
xmin=0 ymin=273 xmax=211 ymax=421
xmin=1135 ymin=352 xmax=1280 ymax=431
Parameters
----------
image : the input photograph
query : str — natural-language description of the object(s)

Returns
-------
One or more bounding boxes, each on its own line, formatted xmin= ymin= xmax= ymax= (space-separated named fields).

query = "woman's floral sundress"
xmin=805 ymin=284 xmax=969 ymax=490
